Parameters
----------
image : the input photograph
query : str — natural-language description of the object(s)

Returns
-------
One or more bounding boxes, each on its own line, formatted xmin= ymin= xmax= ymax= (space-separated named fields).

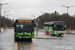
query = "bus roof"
xmin=44 ymin=21 xmax=64 ymax=25
xmin=16 ymin=17 xmax=34 ymax=20
xmin=44 ymin=22 xmax=49 ymax=24
xmin=16 ymin=19 xmax=33 ymax=20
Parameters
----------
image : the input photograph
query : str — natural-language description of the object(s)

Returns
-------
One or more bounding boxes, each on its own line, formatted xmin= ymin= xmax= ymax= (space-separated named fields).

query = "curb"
xmin=34 ymin=36 xmax=57 ymax=39
xmin=65 ymin=33 xmax=75 ymax=35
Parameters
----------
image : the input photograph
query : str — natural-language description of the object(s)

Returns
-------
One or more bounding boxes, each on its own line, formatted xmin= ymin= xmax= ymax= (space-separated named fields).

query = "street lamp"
xmin=61 ymin=5 xmax=74 ymax=14
xmin=61 ymin=5 xmax=74 ymax=29
xmin=41 ymin=12 xmax=49 ymax=22
xmin=41 ymin=11 xmax=48 ymax=13
xmin=41 ymin=12 xmax=46 ymax=23
xmin=4 ymin=10 xmax=9 ymax=17
xmin=4 ymin=11 xmax=9 ymax=30
xmin=6 ymin=14 xmax=11 ymax=17
xmin=6 ymin=14 xmax=11 ymax=28
xmin=0 ymin=3 xmax=8 ymax=32
xmin=0 ymin=3 xmax=8 ymax=5
xmin=31 ymin=15 xmax=35 ymax=19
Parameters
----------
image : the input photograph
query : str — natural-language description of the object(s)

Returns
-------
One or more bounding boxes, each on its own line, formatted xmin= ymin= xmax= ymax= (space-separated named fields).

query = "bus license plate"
xmin=23 ymin=37 xmax=26 ymax=38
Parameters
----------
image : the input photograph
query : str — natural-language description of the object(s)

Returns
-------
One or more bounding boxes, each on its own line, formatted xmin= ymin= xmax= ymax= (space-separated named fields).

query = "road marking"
xmin=31 ymin=42 xmax=33 ymax=50
xmin=15 ymin=42 xmax=18 ymax=50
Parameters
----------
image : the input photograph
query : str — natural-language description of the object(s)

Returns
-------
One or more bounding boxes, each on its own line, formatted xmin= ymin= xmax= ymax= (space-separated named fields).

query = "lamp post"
xmin=4 ymin=11 xmax=9 ymax=30
xmin=31 ymin=15 xmax=36 ymax=28
xmin=62 ymin=5 xmax=74 ymax=14
xmin=31 ymin=15 xmax=35 ymax=19
xmin=6 ymin=14 xmax=11 ymax=28
xmin=4 ymin=11 xmax=9 ymax=17
xmin=0 ymin=3 xmax=8 ymax=32
xmin=41 ymin=12 xmax=48 ymax=22
xmin=41 ymin=12 xmax=45 ymax=22
xmin=62 ymin=5 xmax=74 ymax=29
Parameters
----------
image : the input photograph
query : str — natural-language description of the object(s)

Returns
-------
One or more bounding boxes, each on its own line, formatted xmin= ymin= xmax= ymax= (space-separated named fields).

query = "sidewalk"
xmin=1 ymin=29 xmax=4 ymax=32
xmin=34 ymin=31 xmax=57 ymax=39
xmin=0 ymin=29 xmax=7 ymax=34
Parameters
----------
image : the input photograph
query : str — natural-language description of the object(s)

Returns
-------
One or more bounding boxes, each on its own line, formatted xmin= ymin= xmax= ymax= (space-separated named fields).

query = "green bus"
xmin=44 ymin=21 xmax=66 ymax=36
xmin=13 ymin=19 xmax=34 ymax=41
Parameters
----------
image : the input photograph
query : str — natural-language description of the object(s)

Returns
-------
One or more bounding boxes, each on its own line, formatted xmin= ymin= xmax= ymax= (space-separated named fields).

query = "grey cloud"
xmin=1 ymin=0 xmax=75 ymax=19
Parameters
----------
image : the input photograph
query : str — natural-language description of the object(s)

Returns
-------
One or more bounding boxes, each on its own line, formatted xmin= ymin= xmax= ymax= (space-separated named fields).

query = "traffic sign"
xmin=36 ymin=19 xmax=38 ymax=22
xmin=46 ymin=31 xmax=49 ymax=35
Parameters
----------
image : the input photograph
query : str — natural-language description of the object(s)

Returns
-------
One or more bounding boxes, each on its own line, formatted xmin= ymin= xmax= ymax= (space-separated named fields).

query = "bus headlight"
xmin=54 ymin=25 xmax=55 ymax=27
xmin=55 ymin=32 xmax=56 ymax=34
xmin=16 ymin=35 xmax=19 ymax=37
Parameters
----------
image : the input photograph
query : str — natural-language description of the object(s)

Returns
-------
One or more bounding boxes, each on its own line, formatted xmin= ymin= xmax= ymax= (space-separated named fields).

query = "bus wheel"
xmin=58 ymin=34 xmax=61 ymax=36
xmin=29 ymin=38 xmax=32 ymax=42
xmin=15 ymin=38 xmax=18 ymax=41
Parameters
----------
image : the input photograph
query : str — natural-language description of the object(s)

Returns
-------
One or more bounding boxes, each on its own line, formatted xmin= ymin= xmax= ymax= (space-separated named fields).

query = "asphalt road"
xmin=0 ymin=29 xmax=75 ymax=50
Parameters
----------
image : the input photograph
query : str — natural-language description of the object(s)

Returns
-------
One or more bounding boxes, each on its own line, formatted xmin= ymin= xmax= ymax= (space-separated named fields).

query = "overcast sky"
xmin=0 ymin=0 xmax=75 ymax=19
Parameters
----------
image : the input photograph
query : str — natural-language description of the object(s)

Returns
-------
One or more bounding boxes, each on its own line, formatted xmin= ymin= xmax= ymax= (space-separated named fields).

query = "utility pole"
xmin=0 ymin=3 xmax=8 ymax=32
xmin=62 ymin=5 xmax=74 ymax=29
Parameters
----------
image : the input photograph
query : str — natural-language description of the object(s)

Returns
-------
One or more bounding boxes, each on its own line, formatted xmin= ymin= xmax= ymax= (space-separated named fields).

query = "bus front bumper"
xmin=15 ymin=35 xmax=34 ymax=39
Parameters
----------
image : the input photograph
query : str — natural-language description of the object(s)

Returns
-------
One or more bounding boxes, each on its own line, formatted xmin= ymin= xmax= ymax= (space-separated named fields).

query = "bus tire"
xmin=29 ymin=38 xmax=32 ymax=42
xmin=52 ymin=34 xmax=55 ymax=36
xmin=58 ymin=34 xmax=61 ymax=36
xmin=15 ymin=38 xmax=18 ymax=41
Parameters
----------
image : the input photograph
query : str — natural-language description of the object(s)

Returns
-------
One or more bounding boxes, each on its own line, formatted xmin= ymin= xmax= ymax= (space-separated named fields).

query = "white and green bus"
xmin=44 ymin=21 xmax=66 ymax=36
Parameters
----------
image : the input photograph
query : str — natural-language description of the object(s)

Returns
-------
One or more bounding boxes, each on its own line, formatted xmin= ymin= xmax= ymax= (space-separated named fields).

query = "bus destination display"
xmin=18 ymin=20 xmax=32 ymax=22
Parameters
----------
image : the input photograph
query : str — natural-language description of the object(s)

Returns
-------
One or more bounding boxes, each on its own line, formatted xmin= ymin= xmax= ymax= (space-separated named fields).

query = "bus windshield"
xmin=55 ymin=25 xmax=64 ymax=30
xmin=15 ymin=22 xmax=34 ymax=32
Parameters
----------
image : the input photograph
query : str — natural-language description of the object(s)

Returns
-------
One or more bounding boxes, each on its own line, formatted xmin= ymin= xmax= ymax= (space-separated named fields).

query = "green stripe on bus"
xmin=15 ymin=32 xmax=34 ymax=38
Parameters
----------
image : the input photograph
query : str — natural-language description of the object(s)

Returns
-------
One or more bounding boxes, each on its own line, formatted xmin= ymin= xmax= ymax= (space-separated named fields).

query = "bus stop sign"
xmin=46 ymin=31 xmax=49 ymax=35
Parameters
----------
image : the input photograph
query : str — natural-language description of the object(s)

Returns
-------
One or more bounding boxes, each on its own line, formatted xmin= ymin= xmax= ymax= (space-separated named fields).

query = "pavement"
xmin=34 ymin=31 xmax=57 ymax=39
xmin=0 ymin=29 xmax=7 ymax=35
xmin=0 ymin=29 xmax=75 ymax=50
xmin=0 ymin=29 xmax=4 ymax=32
